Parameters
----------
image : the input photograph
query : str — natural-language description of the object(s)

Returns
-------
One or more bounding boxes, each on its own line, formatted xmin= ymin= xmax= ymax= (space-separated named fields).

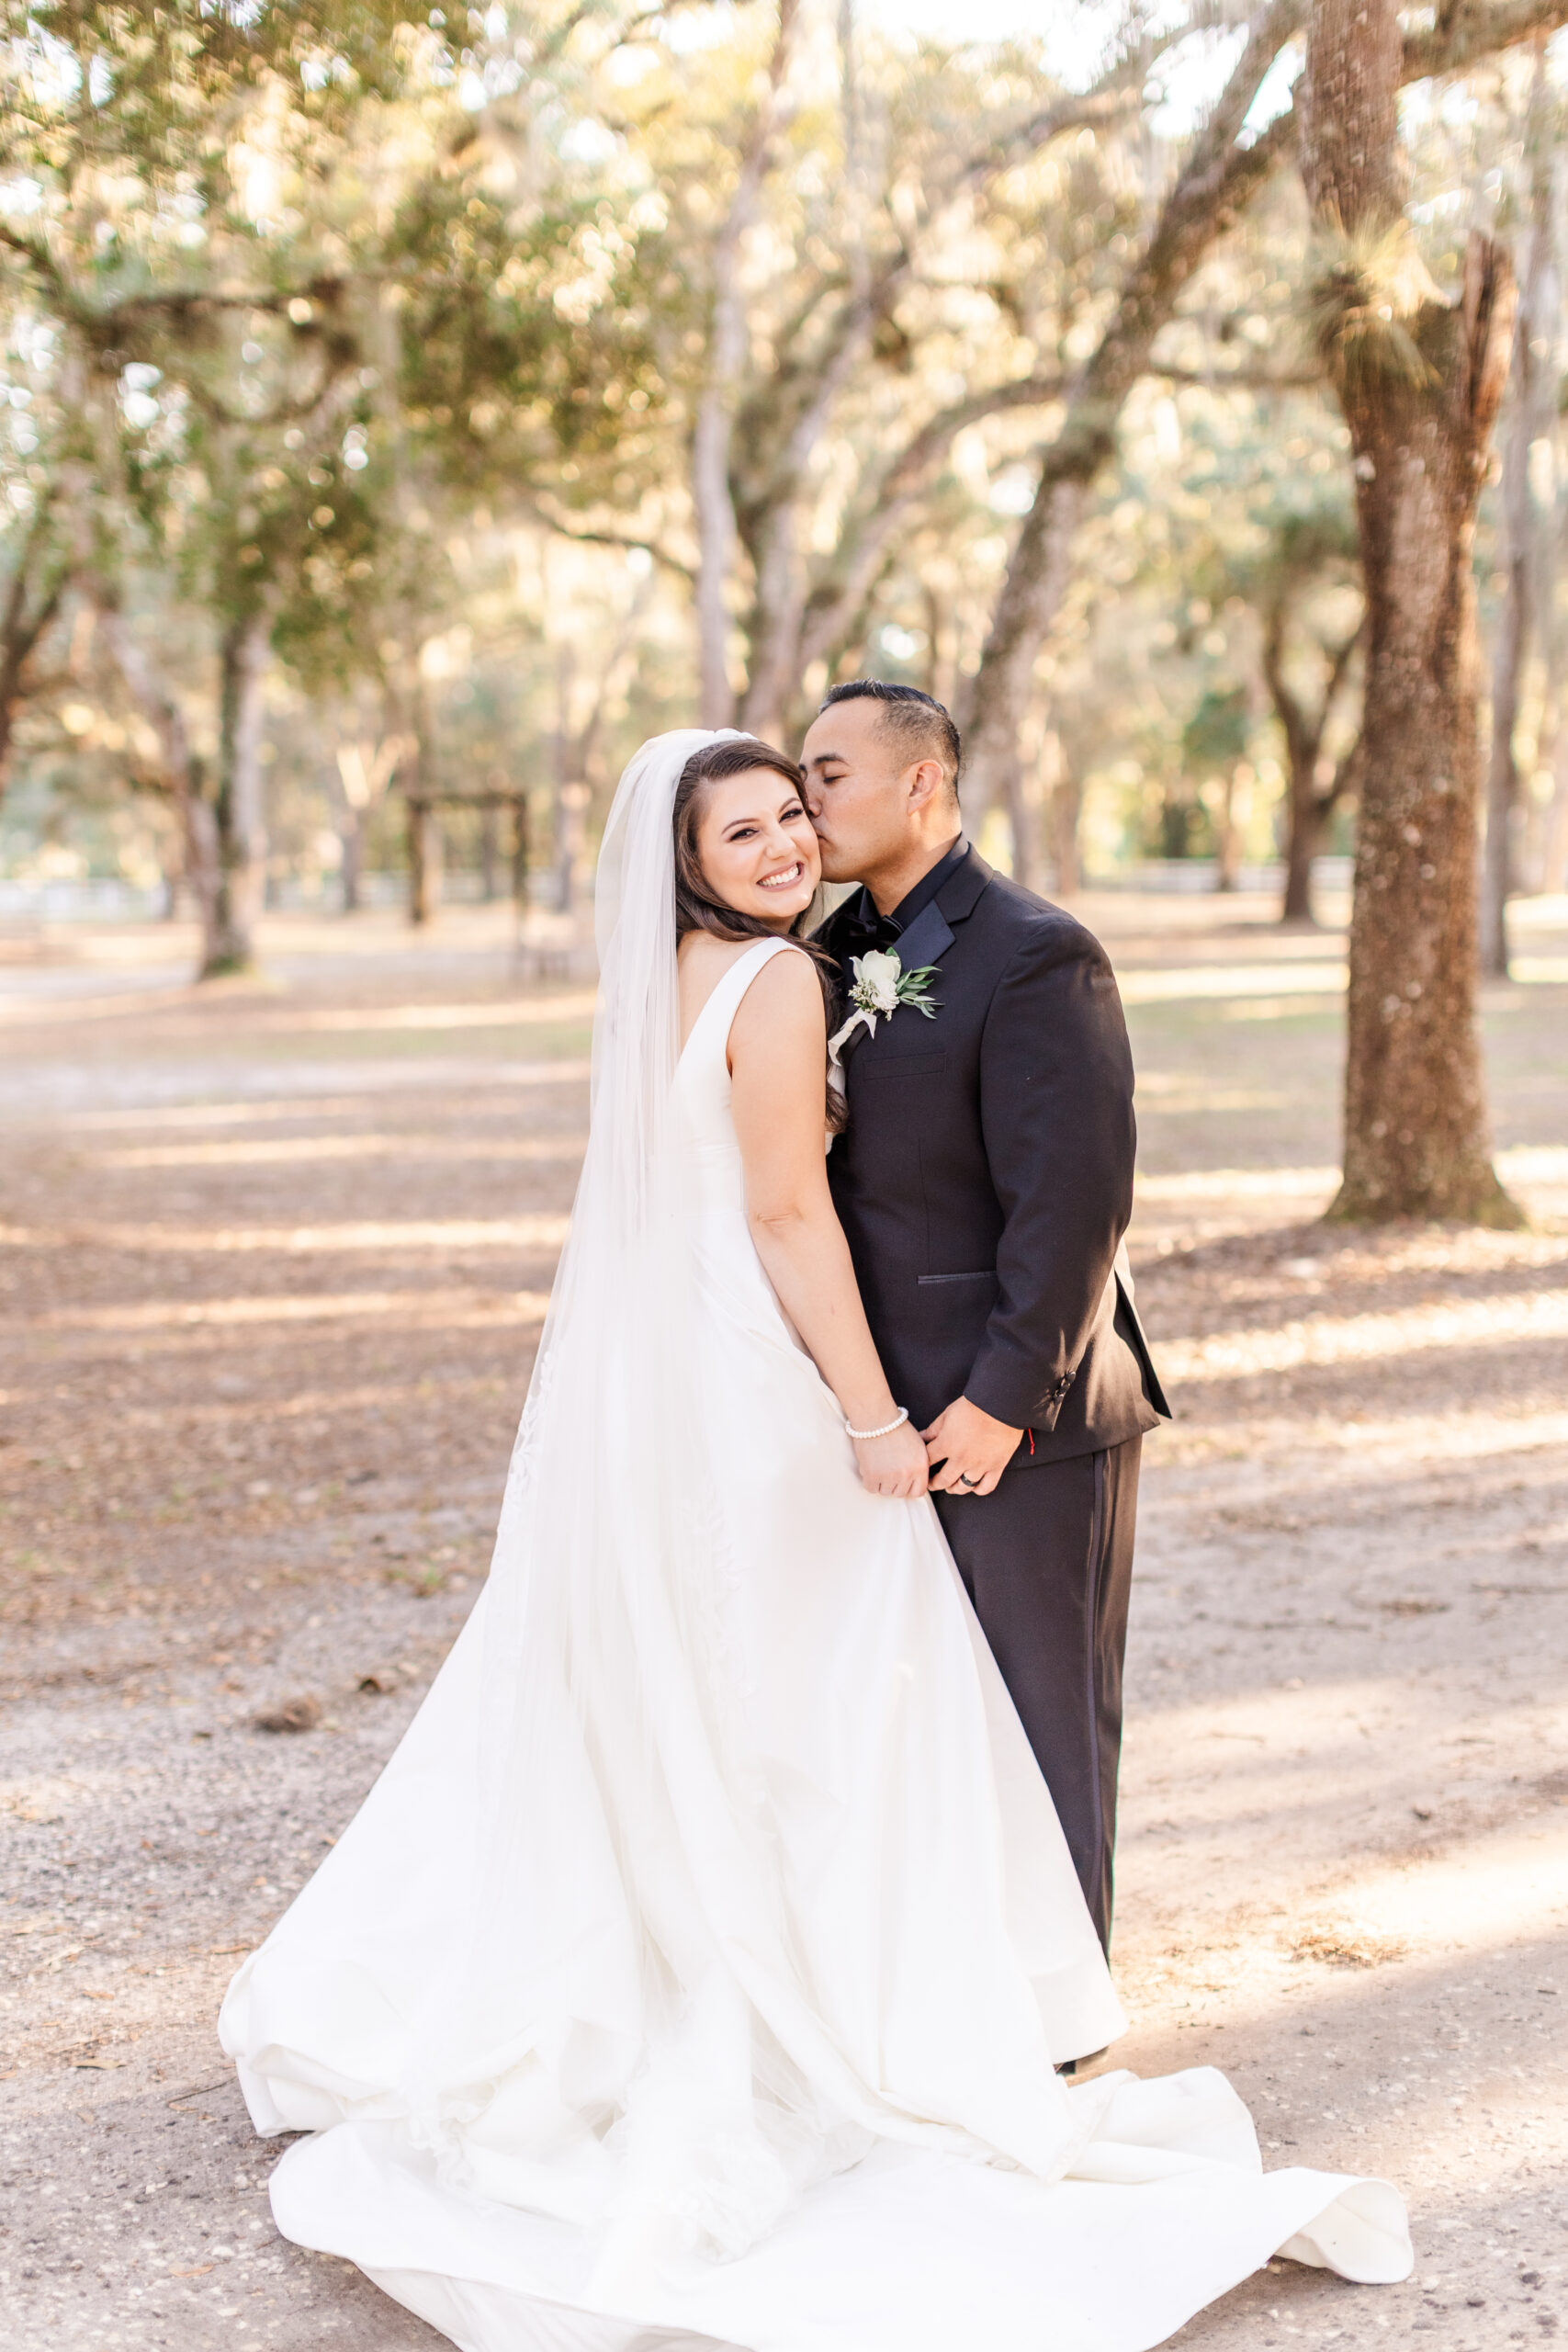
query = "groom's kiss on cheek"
xmin=800 ymin=692 xmax=961 ymax=913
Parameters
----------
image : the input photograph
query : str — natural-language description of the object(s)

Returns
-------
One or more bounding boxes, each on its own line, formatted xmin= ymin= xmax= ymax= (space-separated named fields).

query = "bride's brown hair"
xmin=672 ymin=735 xmax=845 ymax=1129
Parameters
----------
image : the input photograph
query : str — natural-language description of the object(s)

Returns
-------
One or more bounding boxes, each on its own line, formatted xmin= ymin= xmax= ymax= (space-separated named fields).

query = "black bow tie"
xmin=838 ymin=906 xmax=902 ymax=959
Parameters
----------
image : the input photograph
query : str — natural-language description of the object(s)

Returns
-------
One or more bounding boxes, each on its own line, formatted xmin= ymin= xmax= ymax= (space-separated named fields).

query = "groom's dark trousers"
xmin=819 ymin=842 xmax=1169 ymax=1953
xmin=932 ymin=1439 xmax=1142 ymax=1951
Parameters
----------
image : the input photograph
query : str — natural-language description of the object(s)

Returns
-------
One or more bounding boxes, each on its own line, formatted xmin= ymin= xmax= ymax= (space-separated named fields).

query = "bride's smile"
xmin=694 ymin=767 xmax=821 ymax=926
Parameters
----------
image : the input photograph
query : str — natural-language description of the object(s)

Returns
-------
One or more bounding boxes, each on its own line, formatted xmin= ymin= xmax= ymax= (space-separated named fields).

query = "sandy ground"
xmin=1 ymin=888 xmax=1565 ymax=2352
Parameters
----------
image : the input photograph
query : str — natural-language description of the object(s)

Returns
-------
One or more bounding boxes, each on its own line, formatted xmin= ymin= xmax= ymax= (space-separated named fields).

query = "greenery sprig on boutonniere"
xmin=829 ymin=947 xmax=941 ymax=1069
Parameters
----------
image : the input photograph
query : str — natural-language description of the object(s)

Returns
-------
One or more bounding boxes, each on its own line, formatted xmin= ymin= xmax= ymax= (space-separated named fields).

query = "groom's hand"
xmin=922 ymin=1398 xmax=1022 ymax=1498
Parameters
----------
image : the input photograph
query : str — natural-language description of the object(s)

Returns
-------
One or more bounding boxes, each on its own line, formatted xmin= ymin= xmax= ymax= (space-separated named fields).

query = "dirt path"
xmin=2 ymin=894 xmax=1565 ymax=2350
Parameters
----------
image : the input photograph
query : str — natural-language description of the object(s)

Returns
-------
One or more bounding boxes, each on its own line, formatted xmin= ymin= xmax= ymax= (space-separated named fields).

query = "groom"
xmin=804 ymin=681 xmax=1169 ymax=1954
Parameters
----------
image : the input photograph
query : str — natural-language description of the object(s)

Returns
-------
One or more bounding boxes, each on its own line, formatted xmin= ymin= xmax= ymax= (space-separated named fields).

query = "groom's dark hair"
xmin=818 ymin=680 xmax=962 ymax=797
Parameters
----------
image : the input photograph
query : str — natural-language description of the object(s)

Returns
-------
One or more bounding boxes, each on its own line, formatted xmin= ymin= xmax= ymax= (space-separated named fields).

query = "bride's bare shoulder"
xmin=677 ymin=931 xmax=822 ymax=1053
xmin=677 ymin=931 xmax=759 ymax=986
xmin=728 ymin=942 xmax=824 ymax=1057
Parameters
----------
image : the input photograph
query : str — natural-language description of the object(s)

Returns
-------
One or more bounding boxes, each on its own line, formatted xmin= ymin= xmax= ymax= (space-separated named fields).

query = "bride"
xmin=221 ymin=728 xmax=1411 ymax=2352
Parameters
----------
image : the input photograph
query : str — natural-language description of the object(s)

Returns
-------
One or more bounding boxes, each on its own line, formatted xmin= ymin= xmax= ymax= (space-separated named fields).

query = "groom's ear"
xmin=905 ymin=757 xmax=949 ymax=811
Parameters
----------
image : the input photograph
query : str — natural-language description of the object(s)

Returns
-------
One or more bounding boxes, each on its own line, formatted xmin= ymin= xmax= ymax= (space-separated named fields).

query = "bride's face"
xmin=695 ymin=769 xmax=821 ymax=928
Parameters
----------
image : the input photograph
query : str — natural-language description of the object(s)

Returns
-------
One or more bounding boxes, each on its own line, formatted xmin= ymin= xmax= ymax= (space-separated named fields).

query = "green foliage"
xmin=388 ymin=182 xmax=665 ymax=497
xmin=1181 ymin=684 xmax=1250 ymax=776
xmin=0 ymin=2 xmax=1562 ymax=920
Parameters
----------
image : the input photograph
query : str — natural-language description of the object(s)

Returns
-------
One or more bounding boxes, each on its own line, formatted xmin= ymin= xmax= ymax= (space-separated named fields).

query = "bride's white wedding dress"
xmin=220 ymin=731 xmax=1410 ymax=2352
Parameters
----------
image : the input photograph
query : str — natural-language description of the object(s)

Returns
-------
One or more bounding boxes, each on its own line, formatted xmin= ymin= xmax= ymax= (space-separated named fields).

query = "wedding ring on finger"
xmin=956 ymin=1472 xmax=981 ymax=1489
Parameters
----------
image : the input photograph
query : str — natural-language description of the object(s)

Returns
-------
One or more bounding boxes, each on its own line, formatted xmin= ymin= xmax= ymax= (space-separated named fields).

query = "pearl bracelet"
xmin=844 ymin=1406 xmax=909 ymax=1441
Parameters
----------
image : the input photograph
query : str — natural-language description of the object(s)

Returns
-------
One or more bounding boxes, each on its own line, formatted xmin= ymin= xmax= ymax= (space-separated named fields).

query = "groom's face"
xmin=799 ymin=700 xmax=915 ymax=885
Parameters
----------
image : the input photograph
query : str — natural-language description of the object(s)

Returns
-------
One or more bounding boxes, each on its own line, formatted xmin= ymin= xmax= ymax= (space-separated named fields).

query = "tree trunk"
xmin=511 ymin=794 xmax=530 ymax=912
xmin=389 ymin=664 xmax=436 ymax=929
xmin=0 ymin=689 xmax=22 ymax=808
xmin=479 ymin=803 xmax=502 ymax=902
xmin=409 ymin=801 xmax=442 ymax=925
xmin=203 ymin=612 xmax=270 ymax=977
xmin=959 ymin=475 xmax=1090 ymax=820
xmin=334 ymin=727 xmax=411 ymax=918
xmin=922 ymin=588 xmax=956 ymax=711
xmin=1280 ymin=766 xmax=1325 ymax=923
xmin=1264 ymin=596 xmax=1326 ymax=923
xmin=1546 ymin=728 xmax=1568 ymax=894
xmin=1213 ymin=768 xmax=1243 ymax=891
xmin=1481 ymin=395 xmax=1529 ymax=976
xmin=1051 ymin=761 xmax=1083 ymax=898
xmin=738 ymin=322 xmax=872 ymax=741
xmin=1002 ymin=757 xmax=1037 ymax=889
xmin=1303 ymin=0 xmax=1518 ymax=1225
xmin=1260 ymin=593 xmax=1361 ymax=925
xmin=94 ymin=594 xmax=224 ymax=974
xmin=554 ymin=784 xmax=590 ymax=915
xmin=1479 ymin=46 xmax=1551 ymax=978
xmin=693 ymin=388 xmax=739 ymax=729
xmin=692 ymin=0 xmax=799 ymax=729
xmin=185 ymin=787 xmax=221 ymax=951
xmin=340 ymin=809 xmax=364 ymax=913
xmin=0 ymin=550 xmax=63 ymax=810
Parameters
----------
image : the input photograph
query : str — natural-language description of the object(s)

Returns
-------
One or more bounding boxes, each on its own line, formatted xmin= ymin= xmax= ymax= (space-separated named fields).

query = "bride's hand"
xmin=852 ymin=1419 xmax=930 ymax=1498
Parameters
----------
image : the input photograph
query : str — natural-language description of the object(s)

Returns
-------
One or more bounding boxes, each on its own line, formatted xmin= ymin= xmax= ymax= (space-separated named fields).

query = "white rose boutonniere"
xmin=828 ymin=947 xmax=940 ymax=1069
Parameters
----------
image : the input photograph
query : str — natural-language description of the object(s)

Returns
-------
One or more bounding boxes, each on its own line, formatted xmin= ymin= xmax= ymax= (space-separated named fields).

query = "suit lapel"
xmin=825 ymin=844 xmax=995 ymax=1070
xmin=850 ymin=853 xmax=993 ymax=1066
xmin=894 ymin=898 xmax=953 ymax=977
xmin=890 ymin=844 xmax=989 ymax=1002
xmin=935 ymin=843 xmax=993 ymax=926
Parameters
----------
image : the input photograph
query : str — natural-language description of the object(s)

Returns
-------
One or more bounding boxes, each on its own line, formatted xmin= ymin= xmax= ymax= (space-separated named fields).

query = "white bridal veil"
xmin=412 ymin=724 xmax=863 ymax=2257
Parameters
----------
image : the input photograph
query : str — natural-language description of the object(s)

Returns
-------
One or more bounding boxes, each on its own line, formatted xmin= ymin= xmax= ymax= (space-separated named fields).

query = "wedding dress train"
xmin=220 ymin=736 xmax=1409 ymax=2352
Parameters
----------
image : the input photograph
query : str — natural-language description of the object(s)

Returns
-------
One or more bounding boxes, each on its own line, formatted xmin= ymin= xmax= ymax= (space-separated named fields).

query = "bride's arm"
xmin=729 ymin=950 xmax=929 ymax=1499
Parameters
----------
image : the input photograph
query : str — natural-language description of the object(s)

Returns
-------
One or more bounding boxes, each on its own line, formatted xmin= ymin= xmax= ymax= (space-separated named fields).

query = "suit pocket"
xmin=864 ymin=1050 xmax=946 ymax=1080
xmin=917 ymin=1270 xmax=995 ymax=1287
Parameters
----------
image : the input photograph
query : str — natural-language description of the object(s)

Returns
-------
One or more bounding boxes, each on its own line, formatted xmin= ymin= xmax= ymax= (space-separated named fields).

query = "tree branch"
xmin=1151 ymin=362 xmax=1324 ymax=390
xmin=1260 ymin=594 xmax=1313 ymax=769
xmin=90 ymin=589 xmax=197 ymax=792
xmin=955 ymin=0 xmax=1309 ymax=778
xmin=0 ymin=220 xmax=350 ymax=337
xmin=0 ymin=220 xmax=54 ymax=280
xmin=951 ymin=87 xmax=1142 ymax=198
xmin=795 ymin=373 xmax=1066 ymax=675
xmin=1323 ymin=615 xmax=1365 ymax=715
xmin=735 ymin=34 xmax=1158 ymax=540
xmin=524 ymin=497 xmax=694 ymax=582
xmin=174 ymin=355 xmax=355 ymax=435
xmin=1402 ymin=0 xmax=1568 ymax=81
xmin=1314 ymin=618 xmax=1367 ymax=809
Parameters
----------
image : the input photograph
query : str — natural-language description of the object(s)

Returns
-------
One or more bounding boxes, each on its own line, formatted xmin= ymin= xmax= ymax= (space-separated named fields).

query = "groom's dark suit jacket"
xmin=818 ymin=842 xmax=1169 ymax=1466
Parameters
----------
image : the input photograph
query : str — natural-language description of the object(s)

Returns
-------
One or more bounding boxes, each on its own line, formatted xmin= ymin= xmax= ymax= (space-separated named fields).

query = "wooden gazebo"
xmin=403 ymin=787 xmax=529 ymax=926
